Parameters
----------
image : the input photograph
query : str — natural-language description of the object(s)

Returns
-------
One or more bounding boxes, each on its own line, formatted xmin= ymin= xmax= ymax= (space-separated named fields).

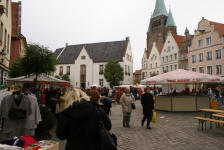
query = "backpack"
xmin=95 ymin=107 xmax=117 ymax=150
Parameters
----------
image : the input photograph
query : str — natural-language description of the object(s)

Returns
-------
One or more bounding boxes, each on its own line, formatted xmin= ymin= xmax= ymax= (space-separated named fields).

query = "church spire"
xmin=166 ymin=9 xmax=176 ymax=27
xmin=151 ymin=0 xmax=168 ymax=18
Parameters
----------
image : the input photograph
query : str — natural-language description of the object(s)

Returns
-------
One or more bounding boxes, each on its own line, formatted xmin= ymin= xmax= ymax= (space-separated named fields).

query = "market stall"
xmin=7 ymin=74 xmax=70 ymax=87
xmin=141 ymin=69 xmax=223 ymax=112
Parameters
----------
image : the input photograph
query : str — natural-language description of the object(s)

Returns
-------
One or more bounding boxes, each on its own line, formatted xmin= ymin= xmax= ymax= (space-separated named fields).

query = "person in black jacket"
xmin=56 ymin=89 xmax=111 ymax=150
xmin=140 ymin=87 xmax=154 ymax=129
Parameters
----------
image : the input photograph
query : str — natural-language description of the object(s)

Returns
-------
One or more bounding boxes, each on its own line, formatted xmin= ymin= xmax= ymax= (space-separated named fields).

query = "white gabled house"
xmin=160 ymin=32 xmax=184 ymax=73
xmin=54 ymin=37 xmax=133 ymax=89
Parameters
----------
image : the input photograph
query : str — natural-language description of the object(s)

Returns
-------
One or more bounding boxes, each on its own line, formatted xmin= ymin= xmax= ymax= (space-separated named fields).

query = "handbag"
xmin=151 ymin=111 xmax=156 ymax=123
xmin=95 ymin=107 xmax=117 ymax=150
xmin=131 ymin=103 xmax=136 ymax=110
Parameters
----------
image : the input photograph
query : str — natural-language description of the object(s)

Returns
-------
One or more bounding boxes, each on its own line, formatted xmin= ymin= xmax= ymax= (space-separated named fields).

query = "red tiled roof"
xmin=172 ymin=34 xmax=184 ymax=47
xmin=157 ymin=45 xmax=163 ymax=54
xmin=209 ymin=21 xmax=224 ymax=37
xmin=133 ymin=70 xmax=142 ymax=75
xmin=146 ymin=51 xmax=150 ymax=58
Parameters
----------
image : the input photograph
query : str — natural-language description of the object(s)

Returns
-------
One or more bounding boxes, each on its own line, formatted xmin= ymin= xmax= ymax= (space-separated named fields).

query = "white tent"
xmin=141 ymin=69 xmax=223 ymax=85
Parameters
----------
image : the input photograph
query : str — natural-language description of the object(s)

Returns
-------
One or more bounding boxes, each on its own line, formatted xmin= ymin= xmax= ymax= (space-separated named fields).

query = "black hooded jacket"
xmin=56 ymin=100 xmax=111 ymax=150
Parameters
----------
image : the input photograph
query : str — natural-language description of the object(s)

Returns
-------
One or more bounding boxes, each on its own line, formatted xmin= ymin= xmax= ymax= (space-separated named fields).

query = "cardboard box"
xmin=25 ymin=140 xmax=59 ymax=150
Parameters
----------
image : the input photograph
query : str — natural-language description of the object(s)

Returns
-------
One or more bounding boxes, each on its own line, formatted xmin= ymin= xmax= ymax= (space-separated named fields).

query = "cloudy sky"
xmin=14 ymin=0 xmax=224 ymax=71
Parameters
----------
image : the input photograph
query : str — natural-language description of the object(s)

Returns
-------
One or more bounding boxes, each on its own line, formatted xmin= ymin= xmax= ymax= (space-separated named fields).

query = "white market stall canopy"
xmin=7 ymin=74 xmax=69 ymax=83
xmin=141 ymin=69 xmax=223 ymax=85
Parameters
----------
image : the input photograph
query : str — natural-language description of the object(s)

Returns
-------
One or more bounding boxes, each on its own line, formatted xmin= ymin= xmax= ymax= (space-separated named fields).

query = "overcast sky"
xmin=14 ymin=0 xmax=224 ymax=71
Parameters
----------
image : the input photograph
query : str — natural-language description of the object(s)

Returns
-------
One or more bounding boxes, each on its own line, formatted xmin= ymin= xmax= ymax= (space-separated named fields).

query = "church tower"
xmin=146 ymin=0 xmax=176 ymax=52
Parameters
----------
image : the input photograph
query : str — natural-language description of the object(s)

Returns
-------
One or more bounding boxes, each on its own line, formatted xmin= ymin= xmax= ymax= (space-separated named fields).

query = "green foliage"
xmin=55 ymin=75 xmax=61 ymax=79
xmin=104 ymin=59 xmax=124 ymax=88
xmin=9 ymin=57 xmax=25 ymax=78
xmin=22 ymin=44 xmax=56 ymax=77
xmin=61 ymin=74 xmax=70 ymax=81
xmin=150 ymin=72 xmax=158 ymax=77
xmin=35 ymin=106 xmax=56 ymax=139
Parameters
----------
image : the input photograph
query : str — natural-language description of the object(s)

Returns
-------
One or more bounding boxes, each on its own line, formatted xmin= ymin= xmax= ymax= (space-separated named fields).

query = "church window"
xmin=152 ymin=19 xmax=161 ymax=28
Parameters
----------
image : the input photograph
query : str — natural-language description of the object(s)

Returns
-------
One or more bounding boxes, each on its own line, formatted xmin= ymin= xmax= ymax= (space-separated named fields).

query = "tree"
xmin=61 ymin=74 xmax=70 ymax=81
xmin=150 ymin=72 xmax=158 ymax=77
xmin=9 ymin=57 xmax=25 ymax=78
xmin=22 ymin=44 xmax=56 ymax=80
xmin=55 ymin=75 xmax=61 ymax=79
xmin=104 ymin=59 xmax=124 ymax=88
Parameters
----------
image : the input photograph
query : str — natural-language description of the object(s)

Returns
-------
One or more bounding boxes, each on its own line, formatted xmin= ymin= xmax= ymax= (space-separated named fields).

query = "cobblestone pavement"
xmin=56 ymin=101 xmax=224 ymax=150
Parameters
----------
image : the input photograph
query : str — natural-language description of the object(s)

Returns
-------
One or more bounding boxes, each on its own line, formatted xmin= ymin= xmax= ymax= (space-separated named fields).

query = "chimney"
xmin=126 ymin=36 xmax=130 ymax=42
xmin=65 ymin=43 xmax=68 ymax=47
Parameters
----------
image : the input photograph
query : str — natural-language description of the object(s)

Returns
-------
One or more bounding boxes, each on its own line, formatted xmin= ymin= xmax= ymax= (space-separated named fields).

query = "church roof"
xmin=55 ymin=40 xmax=128 ymax=64
xmin=166 ymin=9 xmax=176 ymax=27
xmin=151 ymin=0 xmax=168 ymax=19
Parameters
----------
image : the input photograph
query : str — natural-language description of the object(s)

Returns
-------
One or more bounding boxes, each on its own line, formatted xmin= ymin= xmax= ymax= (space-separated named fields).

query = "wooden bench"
xmin=194 ymin=116 xmax=224 ymax=131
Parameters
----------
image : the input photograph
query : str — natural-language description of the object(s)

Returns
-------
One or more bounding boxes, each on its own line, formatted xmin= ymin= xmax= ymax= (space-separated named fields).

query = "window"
xmin=206 ymin=37 xmax=211 ymax=46
xmin=199 ymin=67 xmax=204 ymax=73
xmin=4 ymin=29 xmax=7 ymax=48
xmin=166 ymin=56 xmax=168 ymax=62
xmin=170 ymin=55 xmax=173 ymax=61
xmin=198 ymin=40 xmax=203 ymax=48
xmin=157 ymin=71 xmax=159 ymax=75
xmin=199 ymin=53 xmax=203 ymax=62
xmin=170 ymin=65 xmax=173 ymax=71
xmin=216 ymin=49 xmax=221 ymax=59
xmin=174 ymin=64 xmax=177 ymax=70
xmin=125 ymin=65 xmax=127 ymax=75
xmin=59 ymin=66 xmax=63 ymax=75
xmin=66 ymin=66 xmax=70 ymax=75
xmin=174 ymin=54 xmax=177 ymax=60
xmin=99 ymin=79 xmax=104 ymax=87
xmin=181 ymin=64 xmax=184 ymax=69
xmin=186 ymin=64 xmax=189 ymax=70
xmin=162 ymin=67 xmax=164 ymax=72
xmin=168 ymin=46 xmax=171 ymax=52
xmin=155 ymin=63 xmax=157 ymax=67
xmin=192 ymin=68 xmax=196 ymax=72
xmin=150 ymin=64 xmax=152 ymax=69
xmin=207 ymin=66 xmax=212 ymax=74
xmin=216 ymin=65 xmax=222 ymax=75
xmin=81 ymin=56 xmax=86 ymax=59
xmin=166 ymin=66 xmax=168 ymax=71
xmin=207 ymin=51 xmax=212 ymax=60
xmin=162 ymin=57 xmax=164 ymax=62
xmin=99 ymin=65 xmax=104 ymax=74
xmin=192 ymin=55 xmax=196 ymax=63
xmin=128 ymin=66 xmax=130 ymax=75
xmin=0 ymin=22 xmax=3 ymax=45
xmin=7 ymin=34 xmax=9 ymax=53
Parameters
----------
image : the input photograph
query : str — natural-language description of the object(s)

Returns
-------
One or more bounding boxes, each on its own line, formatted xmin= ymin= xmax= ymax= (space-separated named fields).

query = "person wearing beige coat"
xmin=120 ymin=88 xmax=135 ymax=128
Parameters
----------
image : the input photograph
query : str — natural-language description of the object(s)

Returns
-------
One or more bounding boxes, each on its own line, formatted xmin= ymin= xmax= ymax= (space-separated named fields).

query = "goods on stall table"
xmin=25 ymin=140 xmax=59 ymax=150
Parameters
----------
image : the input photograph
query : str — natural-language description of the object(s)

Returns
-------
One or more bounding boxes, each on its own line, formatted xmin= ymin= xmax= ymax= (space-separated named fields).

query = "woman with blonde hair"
xmin=56 ymin=87 xmax=112 ymax=150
